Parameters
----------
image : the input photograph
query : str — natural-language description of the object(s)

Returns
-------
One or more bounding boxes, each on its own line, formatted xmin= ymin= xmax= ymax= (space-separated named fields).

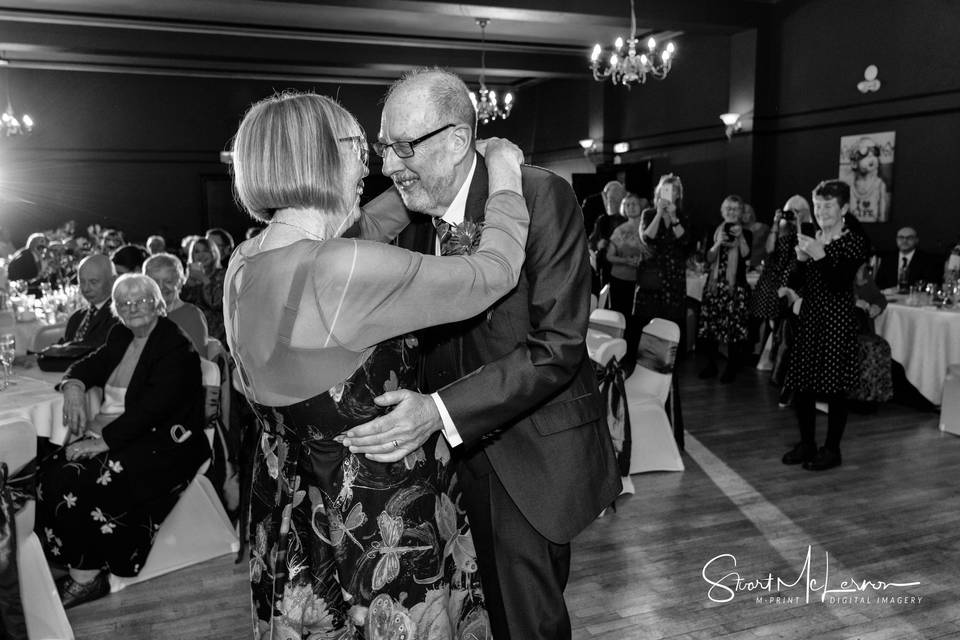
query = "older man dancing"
xmin=342 ymin=68 xmax=620 ymax=640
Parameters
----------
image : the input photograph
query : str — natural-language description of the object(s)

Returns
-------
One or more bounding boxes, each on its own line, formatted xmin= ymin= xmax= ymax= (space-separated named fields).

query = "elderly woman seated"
xmin=35 ymin=273 xmax=209 ymax=608
xmin=143 ymin=252 xmax=209 ymax=353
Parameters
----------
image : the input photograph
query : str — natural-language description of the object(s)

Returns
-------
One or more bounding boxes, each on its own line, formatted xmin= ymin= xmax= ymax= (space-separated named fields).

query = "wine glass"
xmin=0 ymin=333 xmax=15 ymax=390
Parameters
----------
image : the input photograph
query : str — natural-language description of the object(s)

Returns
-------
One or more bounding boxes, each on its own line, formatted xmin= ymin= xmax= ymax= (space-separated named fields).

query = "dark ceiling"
xmin=0 ymin=0 xmax=778 ymax=90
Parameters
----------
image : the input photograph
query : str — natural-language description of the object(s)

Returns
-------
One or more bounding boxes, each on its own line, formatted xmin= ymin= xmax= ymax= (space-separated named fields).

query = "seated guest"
xmin=36 ymin=273 xmax=209 ymax=608
xmin=874 ymin=226 xmax=942 ymax=290
xmin=849 ymin=262 xmax=893 ymax=409
xmin=143 ymin=253 xmax=208 ymax=353
xmin=99 ymin=229 xmax=124 ymax=256
xmin=205 ymin=228 xmax=235 ymax=269
xmin=61 ymin=255 xmax=119 ymax=348
xmin=145 ymin=235 xmax=166 ymax=255
xmin=181 ymin=237 xmax=225 ymax=344
xmin=7 ymin=232 xmax=49 ymax=284
xmin=110 ymin=244 xmax=150 ymax=275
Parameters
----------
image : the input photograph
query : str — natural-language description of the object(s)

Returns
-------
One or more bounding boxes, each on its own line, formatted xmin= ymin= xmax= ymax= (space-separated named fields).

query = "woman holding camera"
xmin=698 ymin=195 xmax=752 ymax=382
xmin=781 ymin=180 xmax=869 ymax=471
xmin=180 ymin=237 xmax=225 ymax=345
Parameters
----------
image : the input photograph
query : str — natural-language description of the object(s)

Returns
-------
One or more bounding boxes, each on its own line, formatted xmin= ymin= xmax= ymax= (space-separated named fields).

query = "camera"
xmin=780 ymin=208 xmax=796 ymax=223
xmin=722 ymin=222 xmax=737 ymax=241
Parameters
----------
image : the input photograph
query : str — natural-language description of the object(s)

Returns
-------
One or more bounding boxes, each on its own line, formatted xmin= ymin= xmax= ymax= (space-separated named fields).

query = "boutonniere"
xmin=437 ymin=220 xmax=485 ymax=256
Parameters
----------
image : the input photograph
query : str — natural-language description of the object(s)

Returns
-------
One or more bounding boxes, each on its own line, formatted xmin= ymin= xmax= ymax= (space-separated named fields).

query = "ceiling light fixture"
xmin=469 ymin=18 xmax=514 ymax=125
xmin=0 ymin=56 xmax=33 ymax=137
xmin=590 ymin=0 xmax=676 ymax=87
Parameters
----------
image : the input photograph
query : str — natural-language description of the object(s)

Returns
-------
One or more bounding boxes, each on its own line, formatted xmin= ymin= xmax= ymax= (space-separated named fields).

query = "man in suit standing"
xmin=61 ymin=254 xmax=118 ymax=348
xmin=341 ymin=69 xmax=620 ymax=640
xmin=874 ymin=226 xmax=942 ymax=289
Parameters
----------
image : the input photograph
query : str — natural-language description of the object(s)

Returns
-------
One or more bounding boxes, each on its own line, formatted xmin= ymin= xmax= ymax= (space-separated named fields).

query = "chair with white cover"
xmin=0 ymin=416 xmax=74 ymax=640
xmin=596 ymin=283 xmax=611 ymax=311
xmin=32 ymin=324 xmax=67 ymax=352
xmin=589 ymin=308 xmax=626 ymax=339
xmin=940 ymin=364 xmax=960 ymax=437
xmin=586 ymin=334 xmax=636 ymax=496
xmin=108 ymin=358 xmax=239 ymax=592
xmin=624 ymin=318 xmax=684 ymax=473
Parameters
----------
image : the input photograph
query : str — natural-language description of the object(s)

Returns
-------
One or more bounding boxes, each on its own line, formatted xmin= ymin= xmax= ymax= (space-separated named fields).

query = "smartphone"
xmin=799 ymin=222 xmax=816 ymax=237
xmin=722 ymin=222 xmax=736 ymax=241
xmin=659 ymin=184 xmax=675 ymax=204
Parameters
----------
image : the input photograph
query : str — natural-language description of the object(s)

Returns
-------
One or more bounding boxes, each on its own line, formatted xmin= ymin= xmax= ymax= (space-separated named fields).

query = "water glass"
xmin=0 ymin=333 xmax=15 ymax=390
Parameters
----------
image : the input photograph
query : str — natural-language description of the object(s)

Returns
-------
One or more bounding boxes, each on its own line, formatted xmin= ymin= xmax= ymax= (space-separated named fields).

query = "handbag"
xmin=36 ymin=342 xmax=96 ymax=372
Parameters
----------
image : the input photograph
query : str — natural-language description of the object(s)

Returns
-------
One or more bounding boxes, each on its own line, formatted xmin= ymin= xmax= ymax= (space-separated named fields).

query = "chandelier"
xmin=0 ymin=57 xmax=33 ymax=137
xmin=469 ymin=18 xmax=514 ymax=125
xmin=589 ymin=0 xmax=676 ymax=87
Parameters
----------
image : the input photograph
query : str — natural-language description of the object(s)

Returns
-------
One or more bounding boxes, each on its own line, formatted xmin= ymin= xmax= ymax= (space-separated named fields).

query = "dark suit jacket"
xmin=6 ymin=248 xmax=39 ymax=282
xmin=62 ymin=302 xmax=118 ymax=348
xmin=874 ymin=250 xmax=943 ymax=289
xmin=400 ymin=156 xmax=620 ymax=544
xmin=63 ymin=317 xmax=209 ymax=498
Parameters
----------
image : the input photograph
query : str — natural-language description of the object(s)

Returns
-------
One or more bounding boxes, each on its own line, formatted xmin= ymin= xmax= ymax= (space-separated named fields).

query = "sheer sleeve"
xmin=314 ymin=190 xmax=529 ymax=350
xmin=346 ymin=187 xmax=410 ymax=242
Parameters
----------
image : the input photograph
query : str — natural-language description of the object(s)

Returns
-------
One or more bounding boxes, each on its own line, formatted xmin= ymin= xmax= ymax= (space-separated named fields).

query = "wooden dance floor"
xmin=65 ymin=358 xmax=960 ymax=639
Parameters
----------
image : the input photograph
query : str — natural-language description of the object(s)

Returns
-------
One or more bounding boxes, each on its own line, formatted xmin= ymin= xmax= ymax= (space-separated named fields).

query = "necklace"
xmin=270 ymin=219 xmax=326 ymax=241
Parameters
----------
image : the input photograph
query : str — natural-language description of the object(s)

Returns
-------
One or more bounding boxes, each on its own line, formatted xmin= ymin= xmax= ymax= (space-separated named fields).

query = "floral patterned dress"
xmin=698 ymin=233 xmax=752 ymax=344
xmin=633 ymin=224 xmax=688 ymax=325
xmin=246 ymin=334 xmax=487 ymax=640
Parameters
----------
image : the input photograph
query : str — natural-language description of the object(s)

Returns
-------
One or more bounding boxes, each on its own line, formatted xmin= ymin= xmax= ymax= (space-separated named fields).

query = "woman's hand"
xmin=796 ymin=233 xmax=826 ymax=261
xmin=64 ymin=437 xmax=109 ymax=461
xmin=480 ymin=137 xmax=523 ymax=195
xmin=62 ymin=382 xmax=87 ymax=437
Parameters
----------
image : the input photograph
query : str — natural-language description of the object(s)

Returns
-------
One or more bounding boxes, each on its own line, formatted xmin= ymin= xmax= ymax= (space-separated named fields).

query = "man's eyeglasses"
xmin=116 ymin=297 xmax=158 ymax=312
xmin=338 ymin=136 xmax=369 ymax=166
xmin=896 ymin=235 xmax=917 ymax=240
xmin=373 ymin=124 xmax=456 ymax=159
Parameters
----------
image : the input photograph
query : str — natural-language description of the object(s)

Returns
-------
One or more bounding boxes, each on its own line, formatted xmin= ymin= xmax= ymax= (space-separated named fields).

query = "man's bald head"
xmin=384 ymin=68 xmax=477 ymax=138
xmin=78 ymin=254 xmax=116 ymax=306
xmin=783 ymin=194 xmax=811 ymax=222
xmin=603 ymin=181 xmax=626 ymax=216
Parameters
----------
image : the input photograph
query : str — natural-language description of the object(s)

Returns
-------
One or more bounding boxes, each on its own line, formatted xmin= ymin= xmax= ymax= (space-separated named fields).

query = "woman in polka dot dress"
xmin=781 ymin=180 xmax=869 ymax=471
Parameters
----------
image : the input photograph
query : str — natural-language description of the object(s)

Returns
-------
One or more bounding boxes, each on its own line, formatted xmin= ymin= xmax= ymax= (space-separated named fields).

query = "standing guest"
xmin=344 ymin=68 xmax=620 ymax=640
xmin=145 ymin=235 xmax=166 ymax=255
xmin=752 ymin=195 xmax=809 ymax=362
xmin=36 ymin=273 xmax=209 ymax=607
xmin=873 ymin=226 xmax=942 ymax=290
xmin=61 ymin=255 xmax=118 ymax=348
xmin=635 ymin=174 xmax=690 ymax=335
xmin=110 ymin=244 xmax=149 ymax=275
xmin=205 ymin=228 xmax=235 ymax=269
xmin=143 ymin=253 xmax=208 ymax=353
xmin=179 ymin=234 xmax=200 ymax=259
xmin=181 ymin=237 xmax=226 ymax=344
xmin=7 ymin=232 xmax=48 ymax=283
xmin=606 ymin=192 xmax=649 ymax=370
xmin=587 ymin=180 xmax=627 ymax=290
xmin=781 ymin=180 xmax=869 ymax=471
xmin=99 ymin=229 xmax=124 ymax=256
xmin=226 ymin=90 xmax=529 ymax=638
xmin=740 ymin=203 xmax=770 ymax=270
xmin=0 ymin=226 xmax=14 ymax=258
xmin=698 ymin=195 xmax=752 ymax=382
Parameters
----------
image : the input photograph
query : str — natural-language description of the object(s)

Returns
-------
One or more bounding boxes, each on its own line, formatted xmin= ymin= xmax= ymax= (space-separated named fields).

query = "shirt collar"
xmin=439 ymin=154 xmax=477 ymax=226
xmin=899 ymin=249 xmax=916 ymax=261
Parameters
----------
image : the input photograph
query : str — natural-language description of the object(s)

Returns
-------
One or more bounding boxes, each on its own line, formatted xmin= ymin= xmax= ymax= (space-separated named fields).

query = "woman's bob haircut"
xmin=232 ymin=91 xmax=362 ymax=222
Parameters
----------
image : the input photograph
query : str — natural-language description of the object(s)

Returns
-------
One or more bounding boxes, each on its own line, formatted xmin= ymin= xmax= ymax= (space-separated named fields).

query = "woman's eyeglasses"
xmin=338 ymin=136 xmax=369 ymax=166
xmin=116 ymin=297 xmax=158 ymax=312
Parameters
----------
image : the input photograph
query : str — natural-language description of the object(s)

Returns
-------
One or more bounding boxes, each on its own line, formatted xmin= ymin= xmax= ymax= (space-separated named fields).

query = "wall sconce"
xmin=579 ymin=138 xmax=595 ymax=152
xmin=719 ymin=112 xmax=742 ymax=139
xmin=857 ymin=65 xmax=881 ymax=93
xmin=612 ymin=142 xmax=630 ymax=154
xmin=579 ymin=138 xmax=605 ymax=165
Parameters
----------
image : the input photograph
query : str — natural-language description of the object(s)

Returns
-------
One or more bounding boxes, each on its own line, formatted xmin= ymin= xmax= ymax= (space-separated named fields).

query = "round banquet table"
xmin=875 ymin=303 xmax=960 ymax=404
xmin=0 ymin=366 xmax=70 ymax=445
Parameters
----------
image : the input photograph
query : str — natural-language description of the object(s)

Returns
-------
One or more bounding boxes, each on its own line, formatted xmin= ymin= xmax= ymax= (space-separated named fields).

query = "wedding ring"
xmin=392 ymin=439 xmax=400 ymax=449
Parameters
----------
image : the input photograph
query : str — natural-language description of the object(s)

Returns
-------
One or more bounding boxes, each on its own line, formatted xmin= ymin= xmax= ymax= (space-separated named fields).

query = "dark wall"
xmin=759 ymin=0 xmax=960 ymax=257
xmin=1 ymin=70 xmax=389 ymax=245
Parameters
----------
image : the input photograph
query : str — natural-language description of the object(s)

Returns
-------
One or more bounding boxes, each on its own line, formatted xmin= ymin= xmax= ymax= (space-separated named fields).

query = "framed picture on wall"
xmin=838 ymin=131 xmax=895 ymax=223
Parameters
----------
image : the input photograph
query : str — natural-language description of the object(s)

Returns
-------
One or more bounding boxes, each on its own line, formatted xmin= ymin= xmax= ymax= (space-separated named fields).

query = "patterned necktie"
xmin=433 ymin=218 xmax=454 ymax=256
xmin=74 ymin=306 xmax=95 ymax=342
xmin=899 ymin=255 xmax=908 ymax=281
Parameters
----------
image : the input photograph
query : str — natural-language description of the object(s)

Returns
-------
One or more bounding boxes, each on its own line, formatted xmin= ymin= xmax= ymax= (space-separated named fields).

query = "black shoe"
xmin=699 ymin=364 xmax=719 ymax=379
xmin=782 ymin=442 xmax=815 ymax=465
xmin=803 ymin=447 xmax=842 ymax=471
xmin=58 ymin=571 xmax=110 ymax=609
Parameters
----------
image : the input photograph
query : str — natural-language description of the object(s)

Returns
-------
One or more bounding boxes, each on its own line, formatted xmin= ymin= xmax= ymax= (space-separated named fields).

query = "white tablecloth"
xmin=0 ymin=367 xmax=69 ymax=444
xmin=876 ymin=303 xmax=960 ymax=404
